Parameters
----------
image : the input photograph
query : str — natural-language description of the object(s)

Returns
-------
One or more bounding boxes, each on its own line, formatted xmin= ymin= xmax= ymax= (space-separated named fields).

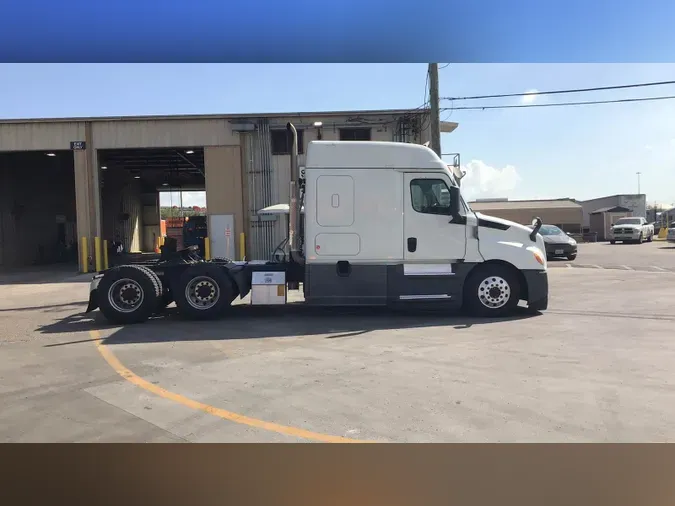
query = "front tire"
xmin=97 ymin=265 xmax=161 ymax=324
xmin=567 ymin=254 xmax=577 ymax=261
xmin=174 ymin=264 xmax=235 ymax=320
xmin=610 ymin=240 xmax=616 ymax=244
xmin=464 ymin=264 xmax=521 ymax=318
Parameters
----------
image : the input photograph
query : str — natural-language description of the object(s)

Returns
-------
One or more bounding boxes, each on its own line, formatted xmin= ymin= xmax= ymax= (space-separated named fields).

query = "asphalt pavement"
xmin=549 ymin=240 xmax=675 ymax=272
xmin=1 ymin=244 xmax=675 ymax=442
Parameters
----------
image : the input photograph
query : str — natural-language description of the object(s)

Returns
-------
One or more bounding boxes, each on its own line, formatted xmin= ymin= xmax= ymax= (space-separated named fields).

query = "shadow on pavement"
xmin=0 ymin=265 xmax=90 ymax=286
xmin=37 ymin=304 xmax=541 ymax=347
xmin=0 ymin=301 xmax=88 ymax=313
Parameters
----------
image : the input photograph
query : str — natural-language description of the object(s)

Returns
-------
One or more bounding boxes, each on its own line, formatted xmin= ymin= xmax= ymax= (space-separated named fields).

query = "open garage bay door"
xmin=0 ymin=151 xmax=77 ymax=269
xmin=98 ymin=147 xmax=206 ymax=255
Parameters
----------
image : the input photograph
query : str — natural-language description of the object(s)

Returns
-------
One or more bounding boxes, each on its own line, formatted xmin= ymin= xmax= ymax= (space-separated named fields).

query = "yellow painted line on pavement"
xmin=91 ymin=330 xmax=370 ymax=443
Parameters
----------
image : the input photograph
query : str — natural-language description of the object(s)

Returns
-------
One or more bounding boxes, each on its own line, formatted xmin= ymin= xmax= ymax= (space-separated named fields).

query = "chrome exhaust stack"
xmin=286 ymin=123 xmax=303 ymax=287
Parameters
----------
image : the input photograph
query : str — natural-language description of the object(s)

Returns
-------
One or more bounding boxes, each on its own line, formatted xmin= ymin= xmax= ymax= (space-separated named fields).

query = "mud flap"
xmin=85 ymin=289 xmax=99 ymax=313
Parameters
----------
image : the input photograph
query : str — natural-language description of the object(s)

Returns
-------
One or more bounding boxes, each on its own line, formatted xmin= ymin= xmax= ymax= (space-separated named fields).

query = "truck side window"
xmin=410 ymin=178 xmax=452 ymax=215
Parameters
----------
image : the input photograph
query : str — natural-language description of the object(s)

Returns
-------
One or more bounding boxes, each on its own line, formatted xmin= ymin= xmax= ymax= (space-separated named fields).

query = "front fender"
xmin=480 ymin=238 xmax=547 ymax=271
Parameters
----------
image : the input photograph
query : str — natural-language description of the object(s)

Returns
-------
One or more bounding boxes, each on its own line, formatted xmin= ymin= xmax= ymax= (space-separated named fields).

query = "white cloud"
xmin=521 ymin=89 xmax=538 ymax=104
xmin=645 ymin=144 xmax=653 ymax=151
xmin=459 ymin=160 xmax=521 ymax=201
xmin=159 ymin=191 xmax=206 ymax=207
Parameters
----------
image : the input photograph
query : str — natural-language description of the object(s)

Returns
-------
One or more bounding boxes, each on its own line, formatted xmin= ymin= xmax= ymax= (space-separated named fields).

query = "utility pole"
xmin=636 ymin=171 xmax=641 ymax=194
xmin=428 ymin=63 xmax=441 ymax=158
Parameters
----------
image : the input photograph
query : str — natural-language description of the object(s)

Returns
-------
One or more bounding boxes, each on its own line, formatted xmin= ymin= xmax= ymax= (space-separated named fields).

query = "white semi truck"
xmin=85 ymin=123 xmax=549 ymax=324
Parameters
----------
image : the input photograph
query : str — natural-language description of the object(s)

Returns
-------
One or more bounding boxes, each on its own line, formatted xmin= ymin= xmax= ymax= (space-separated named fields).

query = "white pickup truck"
xmin=609 ymin=217 xmax=654 ymax=244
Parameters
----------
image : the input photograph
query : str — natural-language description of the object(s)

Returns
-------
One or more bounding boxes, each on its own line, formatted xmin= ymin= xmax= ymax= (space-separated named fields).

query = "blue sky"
xmin=1 ymin=64 xmax=674 ymax=207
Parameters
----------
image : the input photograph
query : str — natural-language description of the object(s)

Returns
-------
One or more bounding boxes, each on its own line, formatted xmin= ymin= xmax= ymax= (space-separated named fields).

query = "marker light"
xmin=533 ymin=250 xmax=545 ymax=266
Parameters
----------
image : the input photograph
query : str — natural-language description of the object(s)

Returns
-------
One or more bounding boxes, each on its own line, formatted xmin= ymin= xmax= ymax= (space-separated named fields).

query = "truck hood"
xmin=473 ymin=212 xmax=547 ymax=269
xmin=542 ymin=233 xmax=575 ymax=244
xmin=474 ymin=212 xmax=533 ymax=236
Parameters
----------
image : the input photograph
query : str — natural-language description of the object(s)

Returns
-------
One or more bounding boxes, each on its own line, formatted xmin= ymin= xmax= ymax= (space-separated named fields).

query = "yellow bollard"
xmin=80 ymin=237 xmax=89 ymax=274
xmin=103 ymin=240 xmax=109 ymax=270
xmin=239 ymin=232 xmax=246 ymax=261
xmin=204 ymin=237 xmax=211 ymax=260
xmin=94 ymin=237 xmax=102 ymax=272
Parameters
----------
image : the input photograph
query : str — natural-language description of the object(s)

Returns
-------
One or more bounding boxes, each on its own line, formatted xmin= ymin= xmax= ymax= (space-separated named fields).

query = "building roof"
xmin=469 ymin=198 xmax=581 ymax=211
xmin=590 ymin=206 xmax=632 ymax=214
xmin=580 ymin=194 xmax=645 ymax=203
xmin=305 ymin=141 xmax=448 ymax=171
xmin=0 ymin=107 xmax=438 ymax=125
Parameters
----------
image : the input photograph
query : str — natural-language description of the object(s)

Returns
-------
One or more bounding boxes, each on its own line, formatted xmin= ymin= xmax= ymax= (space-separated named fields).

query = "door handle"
xmin=407 ymin=237 xmax=417 ymax=252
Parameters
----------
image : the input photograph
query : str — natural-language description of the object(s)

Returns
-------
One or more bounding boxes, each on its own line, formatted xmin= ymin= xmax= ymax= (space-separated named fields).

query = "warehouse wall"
xmin=204 ymin=145 xmax=244 ymax=259
xmin=580 ymin=194 xmax=646 ymax=227
xmin=0 ymin=121 xmax=86 ymax=151
xmin=0 ymin=111 xmax=434 ymax=268
xmin=92 ymin=118 xmax=235 ymax=149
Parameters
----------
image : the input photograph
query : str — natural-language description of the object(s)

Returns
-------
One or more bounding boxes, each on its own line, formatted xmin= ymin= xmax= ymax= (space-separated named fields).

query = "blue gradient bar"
xmin=0 ymin=0 xmax=673 ymax=62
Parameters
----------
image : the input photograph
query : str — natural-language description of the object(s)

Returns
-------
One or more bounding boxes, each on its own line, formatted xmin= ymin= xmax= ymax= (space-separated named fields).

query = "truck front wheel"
xmin=175 ymin=264 xmax=235 ymax=320
xmin=464 ymin=264 xmax=521 ymax=318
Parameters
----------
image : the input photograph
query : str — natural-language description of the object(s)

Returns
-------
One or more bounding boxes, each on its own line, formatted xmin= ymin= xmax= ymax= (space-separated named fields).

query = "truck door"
xmin=403 ymin=173 xmax=466 ymax=262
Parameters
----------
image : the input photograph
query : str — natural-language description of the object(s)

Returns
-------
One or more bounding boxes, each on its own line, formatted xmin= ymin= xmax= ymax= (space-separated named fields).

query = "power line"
xmin=441 ymin=80 xmax=675 ymax=102
xmin=441 ymin=94 xmax=675 ymax=111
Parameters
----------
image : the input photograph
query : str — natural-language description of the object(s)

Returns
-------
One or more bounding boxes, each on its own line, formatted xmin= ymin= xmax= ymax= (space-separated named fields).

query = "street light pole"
xmin=636 ymin=171 xmax=641 ymax=194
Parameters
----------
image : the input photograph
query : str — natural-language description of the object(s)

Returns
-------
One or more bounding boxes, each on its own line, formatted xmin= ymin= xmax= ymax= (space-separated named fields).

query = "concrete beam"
xmin=73 ymin=123 xmax=102 ymax=272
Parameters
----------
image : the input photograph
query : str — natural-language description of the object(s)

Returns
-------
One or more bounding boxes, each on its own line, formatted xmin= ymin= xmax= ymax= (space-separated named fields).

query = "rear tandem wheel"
xmin=174 ymin=263 xmax=236 ymax=320
xmin=97 ymin=265 xmax=162 ymax=324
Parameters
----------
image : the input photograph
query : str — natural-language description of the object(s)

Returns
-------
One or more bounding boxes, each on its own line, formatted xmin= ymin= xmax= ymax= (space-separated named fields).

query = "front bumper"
xmin=610 ymin=229 xmax=641 ymax=241
xmin=544 ymin=243 xmax=577 ymax=257
xmin=522 ymin=269 xmax=548 ymax=311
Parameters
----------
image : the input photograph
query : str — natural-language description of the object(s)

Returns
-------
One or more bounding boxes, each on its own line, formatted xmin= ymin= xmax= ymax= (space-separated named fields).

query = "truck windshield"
xmin=615 ymin=218 xmax=641 ymax=225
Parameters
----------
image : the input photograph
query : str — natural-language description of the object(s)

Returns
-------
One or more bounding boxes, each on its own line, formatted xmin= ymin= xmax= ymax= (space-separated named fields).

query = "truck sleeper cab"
xmin=86 ymin=128 xmax=548 ymax=325
xmin=298 ymin=140 xmax=548 ymax=314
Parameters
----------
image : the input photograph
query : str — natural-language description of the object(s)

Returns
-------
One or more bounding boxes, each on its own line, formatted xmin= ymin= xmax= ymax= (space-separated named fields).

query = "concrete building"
xmin=0 ymin=108 xmax=449 ymax=271
xmin=579 ymin=194 xmax=646 ymax=232
xmin=469 ymin=198 xmax=583 ymax=232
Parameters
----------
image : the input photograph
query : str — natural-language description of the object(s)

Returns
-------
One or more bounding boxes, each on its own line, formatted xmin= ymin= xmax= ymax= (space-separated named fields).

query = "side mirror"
xmin=449 ymin=185 xmax=461 ymax=218
xmin=529 ymin=217 xmax=543 ymax=241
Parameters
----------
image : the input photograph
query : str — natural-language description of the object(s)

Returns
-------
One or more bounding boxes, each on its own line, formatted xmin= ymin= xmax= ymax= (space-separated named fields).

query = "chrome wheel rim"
xmin=108 ymin=278 xmax=144 ymax=313
xmin=478 ymin=276 xmax=510 ymax=309
xmin=185 ymin=276 xmax=220 ymax=310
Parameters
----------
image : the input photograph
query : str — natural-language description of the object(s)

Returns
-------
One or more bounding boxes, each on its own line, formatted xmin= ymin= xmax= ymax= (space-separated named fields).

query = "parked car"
xmin=526 ymin=224 xmax=578 ymax=260
xmin=667 ymin=226 xmax=675 ymax=244
xmin=609 ymin=217 xmax=654 ymax=244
